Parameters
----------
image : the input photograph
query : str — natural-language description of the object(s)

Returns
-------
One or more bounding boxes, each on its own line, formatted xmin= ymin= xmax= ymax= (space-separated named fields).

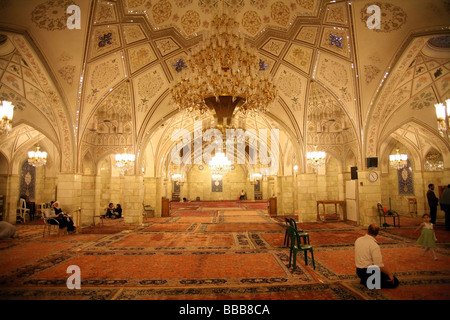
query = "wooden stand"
xmin=268 ymin=197 xmax=277 ymax=216
xmin=162 ymin=197 xmax=170 ymax=217
xmin=71 ymin=208 xmax=82 ymax=233
xmin=316 ymin=200 xmax=345 ymax=221
xmin=408 ymin=198 xmax=417 ymax=217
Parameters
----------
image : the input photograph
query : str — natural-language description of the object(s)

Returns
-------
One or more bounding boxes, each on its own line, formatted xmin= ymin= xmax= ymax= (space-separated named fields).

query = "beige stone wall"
xmin=357 ymin=170 xmax=382 ymax=226
xmin=185 ymin=165 xmax=248 ymax=201
xmin=4 ymin=157 xmax=447 ymax=228
xmin=382 ymin=168 xmax=450 ymax=219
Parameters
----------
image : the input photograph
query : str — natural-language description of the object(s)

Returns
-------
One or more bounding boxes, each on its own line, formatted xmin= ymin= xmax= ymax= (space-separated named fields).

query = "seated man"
xmin=52 ymin=201 xmax=76 ymax=235
xmin=354 ymin=224 xmax=399 ymax=288
xmin=104 ymin=203 xmax=114 ymax=218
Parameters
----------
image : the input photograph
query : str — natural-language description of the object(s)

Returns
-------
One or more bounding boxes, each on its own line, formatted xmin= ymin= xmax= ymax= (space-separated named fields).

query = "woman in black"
xmin=52 ymin=201 xmax=76 ymax=234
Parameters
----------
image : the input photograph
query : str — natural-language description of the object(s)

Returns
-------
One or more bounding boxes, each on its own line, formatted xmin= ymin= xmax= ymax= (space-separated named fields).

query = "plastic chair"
xmin=289 ymin=218 xmax=310 ymax=245
xmin=284 ymin=218 xmax=291 ymax=247
xmin=287 ymin=226 xmax=315 ymax=270
xmin=18 ymin=198 xmax=30 ymax=223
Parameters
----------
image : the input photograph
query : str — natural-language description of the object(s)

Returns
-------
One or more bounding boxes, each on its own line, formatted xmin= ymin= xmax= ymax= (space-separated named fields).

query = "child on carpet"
xmin=415 ymin=213 xmax=438 ymax=261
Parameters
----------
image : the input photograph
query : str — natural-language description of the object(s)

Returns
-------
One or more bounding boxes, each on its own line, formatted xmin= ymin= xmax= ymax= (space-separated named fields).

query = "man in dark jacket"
xmin=440 ymin=184 xmax=450 ymax=231
xmin=427 ymin=184 xmax=439 ymax=225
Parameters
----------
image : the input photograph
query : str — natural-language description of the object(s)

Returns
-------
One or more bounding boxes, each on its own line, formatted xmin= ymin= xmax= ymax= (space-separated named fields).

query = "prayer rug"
xmin=222 ymin=210 xmax=261 ymax=216
xmin=104 ymin=233 xmax=250 ymax=251
xmin=143 ymin=223 xmax=199 ymax=232
xmin=170 ymin=211 xmax=217 ymax=217
xmin=9 ymin=250 xmax=316 ymax=288
xmin=345 ymin=278 xmax=450 ymax=300
xmin=1 ymin=209 xmax=449 ymax=301
xmin=116 ymin=283 xmax=363 ymax=300
xmin=383 ymin=227 xmax=450 ymax=243
xmin=200 ymin=223 xmax=283 ymax=233
xmin=313 ymin=246 xmax=450 ymax=281
xmin=241 ymin=202 xmax=269 ymax=210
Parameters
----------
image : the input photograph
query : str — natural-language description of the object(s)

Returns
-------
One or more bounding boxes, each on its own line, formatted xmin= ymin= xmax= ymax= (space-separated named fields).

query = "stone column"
xmin=357 ymin=170 xmax=382 ymax=227
xmin=56 ymin=173 xmax=82 ymax=213
xmin=154 ymin=177 xmax=164 ymax=217
xmin=4 ymin=174 xmax=19 ymax=223
xmin=122 ymin=175 xmax=144 ymax=225
xmin=297 ymin=173 xmax=318 ymax=222
xmin=293 ymin=173 xmax=299 ymax=219
xmin=81 ymin=174 xmax=96 ymax=226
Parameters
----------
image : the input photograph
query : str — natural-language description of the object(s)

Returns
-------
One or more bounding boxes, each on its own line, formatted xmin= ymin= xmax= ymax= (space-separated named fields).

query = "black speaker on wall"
xmin=367 ymin=157 xmax=378 ymax=168
xmin=351 ymin=166 xmax=358 ymax=180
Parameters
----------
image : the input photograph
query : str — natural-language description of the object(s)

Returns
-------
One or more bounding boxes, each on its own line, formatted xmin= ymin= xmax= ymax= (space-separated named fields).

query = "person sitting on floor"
xmin=104 ymin=203 xmax=114 ymax=218
xmin=354 ymin=224 xmax=399 ymax=289
xmin=0 ymin=221 xmax=18 ymax=239
xmin=111 ymin=203 xmax=122 ymax=219
xmin=51 ymin=201 xmax=76 ymax=235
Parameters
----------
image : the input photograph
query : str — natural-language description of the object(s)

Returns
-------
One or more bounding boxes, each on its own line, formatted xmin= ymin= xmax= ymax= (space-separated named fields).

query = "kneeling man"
xmin=355 ymin=224 xmax=399 ymax=288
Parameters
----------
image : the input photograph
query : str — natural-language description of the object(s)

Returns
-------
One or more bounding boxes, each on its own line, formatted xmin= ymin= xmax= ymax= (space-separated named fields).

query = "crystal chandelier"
xmin=28 ymin=146 xmax=47 ymax=167
xmin=115 ymin=147 xmax=135 ymax=172
xmin=389 ymin=148 xmax=408 ymax=170
xmin=435 ymin=99 xmax=450 ymax=138
xmin=171 ymin=173 xmax=182 ymax=182
xmin=209 ymin=152 xmax=232 ymax=176
xmin=424 ymin=150 xmax=444 ymax=171
xmin=170 ymin=14 xmax=277 ymax=125
xmin=307 ymin=146 xmax=326 ymax=173
xmin=0 ymin=100 xmax=14 ymax=135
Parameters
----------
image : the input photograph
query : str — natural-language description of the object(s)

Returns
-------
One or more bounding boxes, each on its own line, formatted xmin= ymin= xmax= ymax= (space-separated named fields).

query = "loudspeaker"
xmin=367 ymin=157 xmax=378 ymax=168
xmin=351 ymin=166 xmax=358 ymax=180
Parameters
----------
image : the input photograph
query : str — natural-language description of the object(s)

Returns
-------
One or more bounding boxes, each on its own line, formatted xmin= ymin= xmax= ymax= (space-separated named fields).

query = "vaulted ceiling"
xmin=0 ymin=0 xmax=449 ymax=176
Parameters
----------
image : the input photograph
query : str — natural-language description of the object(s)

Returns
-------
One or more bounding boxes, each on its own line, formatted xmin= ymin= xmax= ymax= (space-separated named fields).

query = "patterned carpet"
xmin=1 ymin=201 xmax=449 ymax=304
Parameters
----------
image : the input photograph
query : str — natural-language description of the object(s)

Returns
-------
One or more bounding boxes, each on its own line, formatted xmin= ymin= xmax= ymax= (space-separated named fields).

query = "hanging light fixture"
xmin=435 ymin=99 xmax=450 ymax=138
xmin=0 ymin=100 xmax=14 ymax=135
xmin=307 ymin=146 xmax=326 ymax=173
xmin=28 ymin=146 xmax=47 ymax=167
xmin=115 ymin=147 xmax=135 ymax=172
xmin=389 ymin=148 xmax=408 ymax=170
xmin=171 ymin=173 xmax=182 ymax=182
xmin=424 ymin=149 xmax=444 ymax=171
xmin=209 ymin=152 xmax=232 ymax=176
xmin=170 ymin=14 xmax=277 ymax=125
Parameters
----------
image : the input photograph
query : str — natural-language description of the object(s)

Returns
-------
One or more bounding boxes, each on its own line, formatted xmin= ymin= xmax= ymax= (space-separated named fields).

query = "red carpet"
xmin=1 ymin=201 xmax=449 ymax=301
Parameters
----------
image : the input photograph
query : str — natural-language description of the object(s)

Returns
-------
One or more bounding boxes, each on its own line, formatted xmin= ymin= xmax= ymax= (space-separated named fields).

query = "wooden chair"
xmin=287 ymin=226 xmax=315 ymax=270
xmin=142 ymin=203 xmax=155 ymax=217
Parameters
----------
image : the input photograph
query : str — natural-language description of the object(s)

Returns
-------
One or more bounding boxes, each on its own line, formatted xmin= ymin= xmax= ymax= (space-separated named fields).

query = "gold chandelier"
xmin=0 ymin=100 xmax=14 ymax=135
xmin=307 ymin=145 xmax=326 ymax=173
xmin=170 ymin=14 xmax=277 ymax=125
xmin=28 ymin=146 xmax=47 ymax=167
xmin=209 ymin=151 xmax=232 ymax=177
xmin=389 ymin=148 xmax=408 ymax=170
xmin=115 ymin=147 xmax=135 ymax=172
xmin=435 ymin=99 xmax=450 ymax=139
